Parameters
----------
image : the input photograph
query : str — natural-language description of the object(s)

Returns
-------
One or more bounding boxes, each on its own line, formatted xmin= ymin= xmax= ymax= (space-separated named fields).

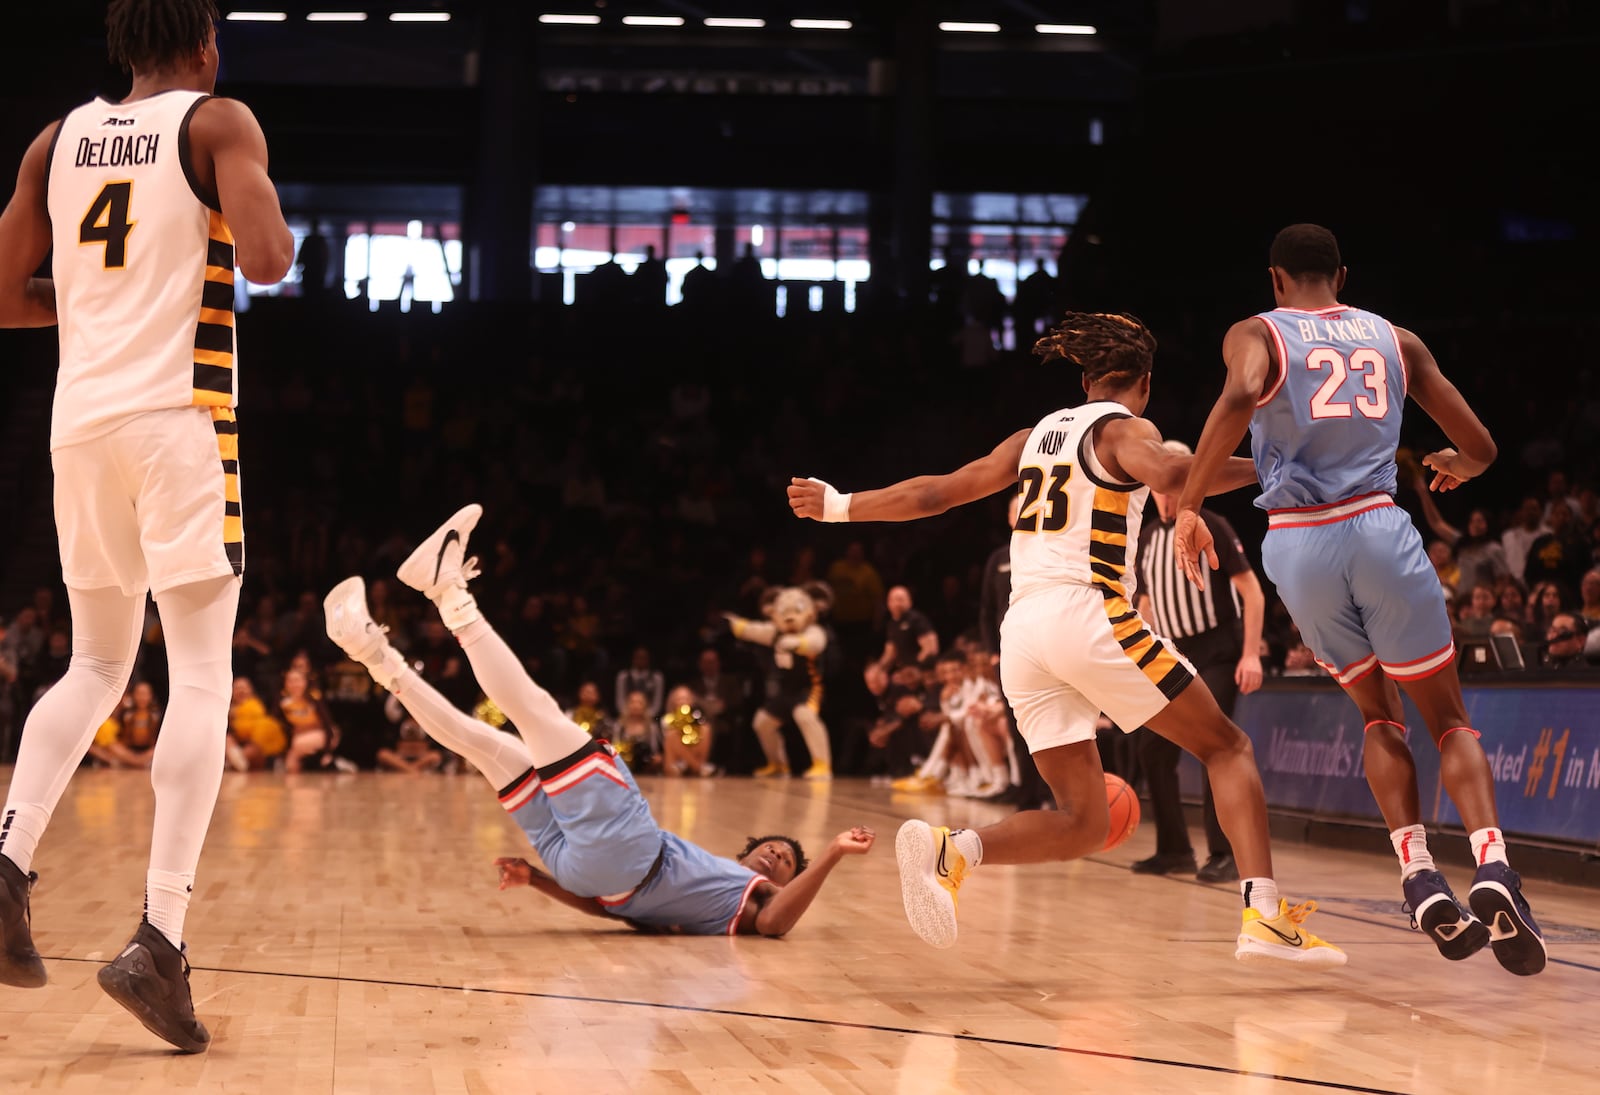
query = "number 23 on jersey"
xmin=1016 ymin=463 xmax=1072 ymax=533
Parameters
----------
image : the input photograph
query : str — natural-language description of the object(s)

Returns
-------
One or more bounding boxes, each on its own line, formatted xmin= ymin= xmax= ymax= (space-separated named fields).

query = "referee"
xmin=1131 ymin=440 xmax=1266 ymax=883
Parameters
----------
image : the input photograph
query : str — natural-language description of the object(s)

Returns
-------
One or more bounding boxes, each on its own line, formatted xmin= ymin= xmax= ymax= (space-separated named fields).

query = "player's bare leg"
xmin=1146 ymin=681 xmax=1344 ymax=968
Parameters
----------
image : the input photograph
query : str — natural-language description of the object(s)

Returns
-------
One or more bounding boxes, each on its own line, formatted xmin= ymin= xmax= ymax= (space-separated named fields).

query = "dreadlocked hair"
xmin=1032 ymin=311 xmax=1157 ymax=387
xmin=106 ymin=0 xmax=218 ymax=74
xmin=737 ymin=834 xmax=809 ymax=875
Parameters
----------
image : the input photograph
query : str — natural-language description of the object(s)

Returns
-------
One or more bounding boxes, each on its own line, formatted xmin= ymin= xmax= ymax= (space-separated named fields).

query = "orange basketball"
xmin=1103 ymin=773 xmax=1140 ymax=851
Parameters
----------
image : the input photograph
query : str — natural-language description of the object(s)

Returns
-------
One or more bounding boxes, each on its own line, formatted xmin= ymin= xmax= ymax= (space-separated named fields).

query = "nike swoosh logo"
xmin=1259 ymin=921 xmax=1303 ymax=946
xmin=433 ymin=529 xmax=460 ymax=584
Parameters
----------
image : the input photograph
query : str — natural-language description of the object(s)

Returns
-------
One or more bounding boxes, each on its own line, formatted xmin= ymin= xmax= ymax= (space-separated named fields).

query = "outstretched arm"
xmin=750 ymin=827 xmax=875 ymax=937
xmin=1396 ymin=326 xmax=1496 ymax=491
xmin=0 ymin=123 xmax=59 ymax=328
xmin=1099 ymin=417 xmax=1259 ymax=496
xmin=495 ymin=857 xmax=612 ymax=920
xmin=789 ymin=430 xmax=1030 ymax=524
xmin=726 ymin=616 xmax=778 ymax=647
xmin=1410 ymin=469 xmax=1462 ymax=542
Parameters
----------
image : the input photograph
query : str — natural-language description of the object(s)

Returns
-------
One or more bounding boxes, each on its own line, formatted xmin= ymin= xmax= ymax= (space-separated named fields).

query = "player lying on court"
xmin=790 ymin=312 xmax=1344 ymax=968
xmin=324 ymin=504 xmax=875 ymax=936
xmin=1173 ymin=224 xmax=1544 ymax=976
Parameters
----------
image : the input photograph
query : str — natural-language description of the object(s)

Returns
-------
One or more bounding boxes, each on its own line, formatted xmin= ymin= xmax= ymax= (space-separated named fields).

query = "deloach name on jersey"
xmin=75 ymin=133 xmax=160 ymax=169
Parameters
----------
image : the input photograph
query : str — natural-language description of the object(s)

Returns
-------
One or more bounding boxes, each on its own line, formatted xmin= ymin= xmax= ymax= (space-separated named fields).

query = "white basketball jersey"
xmin=1008 ymin=401 xmax=1149 ymax=606
xmin=46 ymin=91 xmax=237 ymax=450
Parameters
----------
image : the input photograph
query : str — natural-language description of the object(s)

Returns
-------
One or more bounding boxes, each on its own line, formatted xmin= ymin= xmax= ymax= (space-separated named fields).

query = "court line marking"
xmin=49 ymin=955 xmax=1409 ymax=1094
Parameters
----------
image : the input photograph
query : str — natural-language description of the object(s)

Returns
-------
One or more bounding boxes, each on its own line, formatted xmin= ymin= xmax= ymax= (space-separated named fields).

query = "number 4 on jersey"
xmin=79 ymin=181 xmax=136 ymax=269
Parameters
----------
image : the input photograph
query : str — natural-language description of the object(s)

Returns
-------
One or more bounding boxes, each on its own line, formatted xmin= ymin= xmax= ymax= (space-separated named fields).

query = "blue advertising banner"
xmin=1177 ymin=681 xmax=1600 ymax=847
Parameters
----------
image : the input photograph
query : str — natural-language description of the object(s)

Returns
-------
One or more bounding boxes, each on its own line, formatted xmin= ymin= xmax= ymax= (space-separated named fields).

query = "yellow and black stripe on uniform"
xmin=193 ymin=210 xmax=242 ymax=575
xmin=212 ymin=406 xmax=244 ymax=576
xmin=1089 ymin=487 xmax=1192 ymax=700
xmin=193 ymin=210 xmax=235 ymax=407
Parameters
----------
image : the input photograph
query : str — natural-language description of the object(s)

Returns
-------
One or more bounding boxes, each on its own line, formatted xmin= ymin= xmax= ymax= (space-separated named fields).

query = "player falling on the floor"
xmin=323 ymin=504 xmax=875 ymax=936
xmin=0 ymin=0 xmax=293 ymax=1052
xmin=1173 ymin=223 xmax=1544 ymax=976
xmin=789 ymin=313 xmax=1344 ymax=967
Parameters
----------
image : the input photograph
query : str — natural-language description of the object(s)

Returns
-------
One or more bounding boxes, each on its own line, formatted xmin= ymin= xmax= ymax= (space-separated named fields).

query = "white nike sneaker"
xmin=396 ymin=504 xmax=484 ymax=630
xmin=324 ymin=576 xmax=406 ymax=688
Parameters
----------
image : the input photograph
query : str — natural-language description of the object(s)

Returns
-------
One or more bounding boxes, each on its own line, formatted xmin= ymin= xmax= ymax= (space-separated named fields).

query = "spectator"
xmin=876 ymin=586 xmax=938 ymax=674
xmin=1540 ymin=613 xmax=1593 ymax=671
xmin=1523 ymin=501 xmax=1588 ymax=593
xmin=660 ymin=685 xmax=717 ymax=777
xmin=88 ymin=683 xmax=162 ymax=769
xmin=565 ymin=680 xmax=612 ymax=739
xmin=377 ymin=693 xmax=444 ymax=774
xmin=1411 ymin=478 xmax=1509 ymax=593
xmin=824 ymin=540 xmax=885 ymax=657
xmin=1454 ymin=583 xmax=1499 ymax=641
xmin=225 ymin=678 xmax=287 ymax=772
xmin=612 ymin=689 xmax=662 ymax=773
xmin=280 ymin=666 xmax=341 ymax=774
xmin=1525 ymin=580 xmax=1568 ymax=639
xmin=1500 ymin=497 xmax=1549 ymax=585
xmin=614 ymin=646 xmax=665 ymax=718
xmin=1578 ymin=567 xmax=1600 ymax=628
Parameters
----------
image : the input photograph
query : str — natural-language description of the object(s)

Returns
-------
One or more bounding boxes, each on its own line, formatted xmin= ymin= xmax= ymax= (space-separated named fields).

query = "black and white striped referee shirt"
xmin=1137 ymin=509 xmax=1248 ymax=641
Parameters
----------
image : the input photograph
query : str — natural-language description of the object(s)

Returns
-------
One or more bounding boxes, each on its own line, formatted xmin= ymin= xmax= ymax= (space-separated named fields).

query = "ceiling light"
xmin=1035 ymin=24 xmax=1096 ymax=35
xmin=939 ymin=22 xmax=999 ymax=33
xmin=226 ymin=11 xmax=288 ymax=20
xmin=539 ymin=13 xmax=601 ymax=23
xmin=306 ymin=11 xmax=368 ymax=20
xmin=622 ymin=15 xmax=685 ymax=26
xmin=790 ymin=18 xmax=851 ymax=30
xmin=389 ymin=11 xmax=451 ymax=21
xmin=704 ymin=17 xmax=764 ymax=28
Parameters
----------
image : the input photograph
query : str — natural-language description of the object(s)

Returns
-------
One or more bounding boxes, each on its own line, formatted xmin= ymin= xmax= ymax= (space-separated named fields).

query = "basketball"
xmin=1103 ymin=773 xmax=1140 ymax=851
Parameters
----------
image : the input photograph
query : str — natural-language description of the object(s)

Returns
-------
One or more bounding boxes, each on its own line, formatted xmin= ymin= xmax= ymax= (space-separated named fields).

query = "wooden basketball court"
xmin=1 ymin=768 xmax=1595 ymax=1093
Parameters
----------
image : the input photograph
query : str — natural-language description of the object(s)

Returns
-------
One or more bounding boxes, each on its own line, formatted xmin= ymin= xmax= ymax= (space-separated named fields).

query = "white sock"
xmin=434 ymin=582 xmax=482 ymax=633
xmin=1469 ymin=827 xmax=1509 ymax=867
xmin=363 ymin=645 xmax=409 ymax=692
xmin=0 ymin=804 xmax=51 ymax=875
xmin=145 ymin=869 xmax=195 ymax=948
xmin=1242 ymin=877 xmax=1280 ymax=917
xmin=950 ymin=827 xmax=983 ymax=867
xmin=1390 ymin=824 xmax=1437 ymax=879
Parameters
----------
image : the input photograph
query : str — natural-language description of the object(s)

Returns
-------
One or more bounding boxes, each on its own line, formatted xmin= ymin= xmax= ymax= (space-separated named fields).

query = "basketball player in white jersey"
xmin=789 ymin=313 xmax=1344 ymax=967
xmin=0 ymin=0 xmax=292 ymax=1052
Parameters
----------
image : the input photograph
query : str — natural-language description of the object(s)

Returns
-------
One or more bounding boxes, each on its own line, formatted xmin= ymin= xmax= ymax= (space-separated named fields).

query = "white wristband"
xmin=809 ymin=477 xmax=852 ymax=522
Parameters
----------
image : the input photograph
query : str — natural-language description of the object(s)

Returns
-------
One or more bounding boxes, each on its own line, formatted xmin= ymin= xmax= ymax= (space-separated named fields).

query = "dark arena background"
xmin=1 ymin=2 xmax=1598 ymax=1092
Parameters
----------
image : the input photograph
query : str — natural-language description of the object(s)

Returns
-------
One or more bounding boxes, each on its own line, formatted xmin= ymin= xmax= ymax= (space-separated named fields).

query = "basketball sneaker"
xmin=802 ymin=762 xmax=833 ymax=781
xmin=752 ymin=762 xmax=790 ymax=778
xmin=1401 ymin=869 xmax=1489 ymax=961
xmin=0 ymin=856 xmax=46 ymax=988
xmin=396 ymin=503 xmax=484 ymax=631
xmin=890 ymin=774 xmax=945 ymax=795
xmin=1468 ymin=861 xmax=1547 ymax=976
xmin=324 ymin=577 xmax=407 ymax=688
xmin=1236 ymin=899 xmax=1347 ymax=968
xmin=97 ymin=919 xmax=210 ymax=1053
xmin=895 ymin=820 xmax=966 ymax=949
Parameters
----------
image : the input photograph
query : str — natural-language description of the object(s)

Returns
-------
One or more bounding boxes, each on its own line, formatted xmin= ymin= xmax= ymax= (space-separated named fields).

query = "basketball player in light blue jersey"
xmin=1174 ymin=224 xmax=1545 ymax=977
xmin=323 ymin=505 xmax=875 ymax=937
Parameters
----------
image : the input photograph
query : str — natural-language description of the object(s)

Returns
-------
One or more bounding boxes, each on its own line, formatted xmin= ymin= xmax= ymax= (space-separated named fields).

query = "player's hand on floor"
xmin=787 ymin=477 xmax=826 ymax=520
xmin=832 ymin=826 xmax=876 ymax=855
xmin=495 ymin=857 xmax=534 ymax=890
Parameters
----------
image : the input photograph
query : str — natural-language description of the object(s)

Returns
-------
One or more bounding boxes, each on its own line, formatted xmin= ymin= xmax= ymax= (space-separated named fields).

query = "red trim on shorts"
xmin=1269 ymin=491 xmax=1392 ymax=515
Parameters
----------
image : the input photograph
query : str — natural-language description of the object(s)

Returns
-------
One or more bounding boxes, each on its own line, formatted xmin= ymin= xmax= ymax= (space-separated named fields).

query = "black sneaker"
xmin=0 ymin=856 xmax=47 ymax=988
xmin=1468 ymin=862 xmax=1547 ymax=976
xmin=1402 ymin=869 xmax=1489 ymax=961
xmin=97 ymin=920 xmax=211 ymax=1053
xmin=1196 ymin=854 xmax=1240 ymax=884
xmin=1130 ymin=852 xmax=1197 ymax=875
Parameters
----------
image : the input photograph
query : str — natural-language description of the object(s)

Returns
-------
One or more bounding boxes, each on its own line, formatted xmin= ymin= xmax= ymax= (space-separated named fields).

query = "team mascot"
xmin=724 ymin=582 xmax=834 ymax=780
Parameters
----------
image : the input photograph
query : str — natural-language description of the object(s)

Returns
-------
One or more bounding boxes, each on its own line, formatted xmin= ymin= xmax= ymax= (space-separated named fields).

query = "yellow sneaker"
xmin=890 ymin=774 xmax=945 ymax=795
xmin=1236 ymin=899 xmax=1347 ymax=969
xmin=895 ymin=820 xmax=966 ymax=948
xmin=752 ymin=762 xmax=790 ymax=778
xmin=802 ymin=762 xmax=832 ymax=781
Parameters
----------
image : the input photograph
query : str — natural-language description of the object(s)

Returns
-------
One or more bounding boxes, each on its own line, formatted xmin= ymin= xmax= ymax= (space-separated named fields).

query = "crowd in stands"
xmin=2 ymin=253 xmax=1598 ymax=785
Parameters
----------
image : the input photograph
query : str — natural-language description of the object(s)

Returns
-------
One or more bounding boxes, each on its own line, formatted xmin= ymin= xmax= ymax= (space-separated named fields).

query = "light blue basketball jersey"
xmin=613 ymin=831 xmax=762 ymax=935
xmin=1249 ymin=305 xmax=1406 ymax=511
